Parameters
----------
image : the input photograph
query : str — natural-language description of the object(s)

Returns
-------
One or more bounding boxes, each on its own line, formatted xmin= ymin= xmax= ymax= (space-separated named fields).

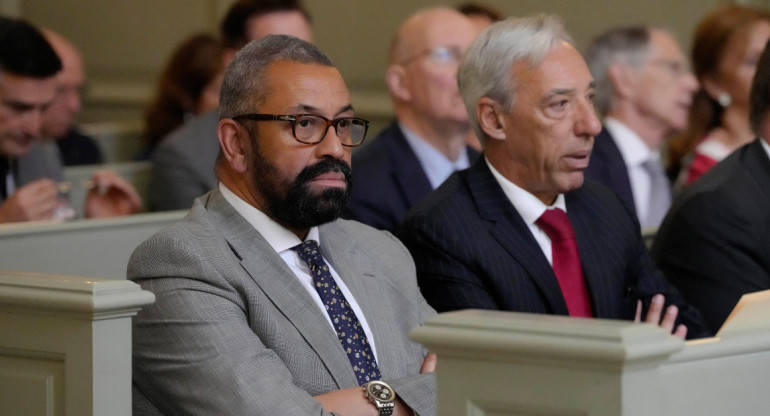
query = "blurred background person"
xmin=584 ymin=26 xmax=698 ymax=229
xmin=652 ymin=37 xmax=770 ymax=334
xmin=456 ymin=2 xmax=503 ymax=151
xmin=345 ymin=7 xmax=481 ymax=232
xmin=148 ymin=0 xmax=313 ymax=212
xmin=141 ymin=33 xmax=225 ymax=158
xmin=667 ymin=4 xmax=770 ymax=187
xmin=457 ymin=2 xmax=503 ymax=33
xmin=0 ymin=17 xmax=141 ymax=223
xmin=40 ymin=28 xmax=103 ymax=166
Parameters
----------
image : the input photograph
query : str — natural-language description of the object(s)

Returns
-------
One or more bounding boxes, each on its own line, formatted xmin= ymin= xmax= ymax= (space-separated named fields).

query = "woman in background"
xmin=667 ymin=4 xmax=770 ymax=187
xmin=142 ymin=33 xmax=225 ymax=158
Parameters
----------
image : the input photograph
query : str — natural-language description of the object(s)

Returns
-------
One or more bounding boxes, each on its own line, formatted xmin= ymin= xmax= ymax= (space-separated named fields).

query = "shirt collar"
xmin=219 ymin=182 xmax=320 ymax=253
xmin=604 ymin=117 xmax=657 ymax=167
xmin=486 ymin=157 xmax=567 ymax=226
xmin=398 ymin=121 xmax=470 ymax=188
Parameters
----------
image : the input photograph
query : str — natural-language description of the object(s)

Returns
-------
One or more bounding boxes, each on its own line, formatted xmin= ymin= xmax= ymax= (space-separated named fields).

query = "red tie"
xmin=536 ymin=208 xmax=593 ymax=317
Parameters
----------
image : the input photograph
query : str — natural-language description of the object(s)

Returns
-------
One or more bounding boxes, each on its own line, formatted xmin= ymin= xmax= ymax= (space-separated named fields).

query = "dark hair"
xmin=456 ymin=2 xmax=503 ymax=22
xmin=143 ymin=33 xmax=225 ymax=152
xmin=219 ymin=34 xmax=333 ymax=120
xmin=750 ymin=38 xmax=770 ymax=134
xmin=0 ymin=16 xmax=61 ymax=78
xmin=667 ymin=4 xmax=770 ymax=174
xmin=220 ymin=0 xmax=311 ymax=49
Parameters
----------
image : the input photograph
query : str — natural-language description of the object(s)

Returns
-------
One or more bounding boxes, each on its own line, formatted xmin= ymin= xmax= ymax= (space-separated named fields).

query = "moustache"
xmin=295 ymin=158 xmax=353 ymax=188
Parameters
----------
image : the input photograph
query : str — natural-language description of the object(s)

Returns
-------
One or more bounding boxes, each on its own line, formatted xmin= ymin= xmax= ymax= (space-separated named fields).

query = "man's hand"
xmin=421 ymin=353 xmax=437 ymax=373
xmin=0 ymin=179 xmax=58 ymax=223
xmin=635 ymin=294 xmax=688 ymax=339
xmin=84 ymin=169 xmax=143 ymax=218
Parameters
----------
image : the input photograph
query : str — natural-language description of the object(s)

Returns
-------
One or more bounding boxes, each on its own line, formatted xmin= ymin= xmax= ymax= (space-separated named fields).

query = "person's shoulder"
xmin=403 ymin=172 xmax=469 ymax=224
xmin=352 ymin=123 xmax=404 ymax=166
xmin=157 ymin=111 xmax=219 ymax=150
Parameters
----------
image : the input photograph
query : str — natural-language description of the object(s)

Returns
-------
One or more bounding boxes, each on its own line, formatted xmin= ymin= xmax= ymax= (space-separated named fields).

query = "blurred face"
xmin=0 ymin=72 xmax=57 ymax=158
xmin=247 ymin=10 xmax=313 ymax=43
xmin=397 ymin=10 xmax=480 ymax=126
xmin=244 ymin=61 xmax=353 ymax=230
xmin=626 ymin=30 xmax=698 ymax=135
xmin=711 ymin=20 xmax=770 ymax=111
xmin=42 ymin=42 xmax=85 ymax=139
xmin=496 ymin=42 xmax=601 ymax=205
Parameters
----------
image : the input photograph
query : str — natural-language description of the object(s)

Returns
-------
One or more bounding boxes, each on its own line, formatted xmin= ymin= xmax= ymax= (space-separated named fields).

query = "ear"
xmin=385 ymin=64 xmax=411 ymax=102
xmin=477 ymin=97 xmax=507 ymax=141
xmin=607 ymin=63 xmax=636 ymax=99
xmin=218 ymin=118 xmax=249 ymax=174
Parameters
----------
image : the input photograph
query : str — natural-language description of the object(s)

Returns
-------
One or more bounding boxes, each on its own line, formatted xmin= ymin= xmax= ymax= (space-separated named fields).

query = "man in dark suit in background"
xmin=651 ymin=39 xmax=770 ymax=334
xmin=583 ymin=26 xmax=698 ymax=229
xmin=345 ymin=7 xmax=481 ymax=233
xmin=398 ymin=15 xmax=710 ymax=339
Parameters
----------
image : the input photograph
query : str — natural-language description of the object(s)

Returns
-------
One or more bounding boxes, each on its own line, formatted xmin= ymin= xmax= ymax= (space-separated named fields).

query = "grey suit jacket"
xmin=148 ymin=110 xmax=219 ymax=211
xmin=129 ymin=188 xmax=437 ymax=415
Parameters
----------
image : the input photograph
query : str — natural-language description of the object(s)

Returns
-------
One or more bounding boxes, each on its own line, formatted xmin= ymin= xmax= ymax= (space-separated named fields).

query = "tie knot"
xmin=292 ymin=240 xmax=323 ymax=263
xmin=536 ymin=208 xmax=575 ymax=242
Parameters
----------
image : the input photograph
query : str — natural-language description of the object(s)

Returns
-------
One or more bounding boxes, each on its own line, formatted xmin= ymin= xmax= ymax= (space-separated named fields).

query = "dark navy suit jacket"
xmin=397 ymin=159 xmax=711 ymax=339
xmin=346 ymin=121 xmax=479 ymax=233
xmin=652 ymin=139 xmax=770 ymax=334
xmin=583 ymin=127 xmax=636 ymax=214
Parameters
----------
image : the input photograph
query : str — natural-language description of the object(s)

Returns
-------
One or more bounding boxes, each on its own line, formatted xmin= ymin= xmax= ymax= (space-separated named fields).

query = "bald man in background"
xmin=345 ymin=7 xmax=481 ymax=233
xmin=41 ymin=29 xmax=103 ymax=166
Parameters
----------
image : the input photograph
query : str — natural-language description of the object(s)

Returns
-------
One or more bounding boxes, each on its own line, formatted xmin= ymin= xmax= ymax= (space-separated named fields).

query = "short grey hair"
xmin=458 ymin=14 xmax=573 ymax=145
xmin=218 ymin=34 xmax=335 ymax=120
xmin=584 ymin=26 xmax=652 ymax=117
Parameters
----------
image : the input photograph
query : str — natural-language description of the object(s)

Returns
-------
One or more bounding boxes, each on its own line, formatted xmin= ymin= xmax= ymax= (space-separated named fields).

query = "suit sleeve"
xmin=653 ymin=191 xmax=770 ymax=334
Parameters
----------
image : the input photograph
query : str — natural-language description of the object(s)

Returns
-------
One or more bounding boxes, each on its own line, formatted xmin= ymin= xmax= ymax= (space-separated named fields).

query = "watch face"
xmin=367 ymin=381 xmax=395 ymax=402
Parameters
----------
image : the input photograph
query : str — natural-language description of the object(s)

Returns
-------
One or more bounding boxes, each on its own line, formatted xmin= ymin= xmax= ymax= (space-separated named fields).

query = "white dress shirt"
xmin=487 ymin=158 xmax=567 ymax=266
xmin=761 ymin=137 xmax=770 ymax=160
xmin=399 ymin=122 xmax=470 ymax=189
xmin=219 ymin=182 xmax=378 ymax=360
xmin=604 ymin=117 xmax=664 ymax=225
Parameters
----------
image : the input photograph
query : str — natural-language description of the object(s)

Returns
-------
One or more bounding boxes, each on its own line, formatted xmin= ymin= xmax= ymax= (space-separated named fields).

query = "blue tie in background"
xmin=292 ymin=240 xmax=381 ymax=385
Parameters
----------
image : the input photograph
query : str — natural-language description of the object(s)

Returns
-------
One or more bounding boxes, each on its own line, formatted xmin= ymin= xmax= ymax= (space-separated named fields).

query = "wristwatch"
xmin=364 ymin=380 xmax=396 ymax=416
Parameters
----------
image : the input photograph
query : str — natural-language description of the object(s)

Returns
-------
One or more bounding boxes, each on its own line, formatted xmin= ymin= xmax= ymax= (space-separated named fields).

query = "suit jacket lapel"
xmin=467 ymin=161 xmax=570 ymax=315
xmin=319 ymin=223 xmax=406 ymax=380
xmin=205 ymin=189 xmax=357 ymax=387
xmin=565 ymin=188 xmax=620 ymax=318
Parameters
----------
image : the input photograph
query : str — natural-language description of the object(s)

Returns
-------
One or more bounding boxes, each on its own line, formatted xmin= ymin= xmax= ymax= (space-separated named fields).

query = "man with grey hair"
xmin=583 ymin=26 xmax=698 ymax=228
xmin=130 ymin=35 xmax=436 ymax=415
xmin=398 ymin=15 xmax=710 ymax=339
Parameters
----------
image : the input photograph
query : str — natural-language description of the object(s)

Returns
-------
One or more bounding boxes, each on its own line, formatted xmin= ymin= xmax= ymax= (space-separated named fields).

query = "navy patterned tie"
xmin=292 ymin=240 xmax=381 ymax=385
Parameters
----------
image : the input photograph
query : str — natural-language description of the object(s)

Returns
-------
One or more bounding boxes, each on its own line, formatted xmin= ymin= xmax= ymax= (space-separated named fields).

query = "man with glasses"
xmin=583 ymin=26 xmax=699 ymax=229
xmin=345 ymin=7 xmax=481 ymax=233
xmin=130 ymin=35 xmax=437 ymax=416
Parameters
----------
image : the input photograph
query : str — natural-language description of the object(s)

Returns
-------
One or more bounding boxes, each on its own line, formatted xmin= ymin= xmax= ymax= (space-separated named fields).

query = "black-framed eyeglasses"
xmin=232 ymin=113 xmax=370 ymax=147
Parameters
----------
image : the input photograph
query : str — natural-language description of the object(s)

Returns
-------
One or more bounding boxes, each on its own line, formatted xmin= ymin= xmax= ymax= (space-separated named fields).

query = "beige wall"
xmin=3 ymin=0 xmax=768 ymax=128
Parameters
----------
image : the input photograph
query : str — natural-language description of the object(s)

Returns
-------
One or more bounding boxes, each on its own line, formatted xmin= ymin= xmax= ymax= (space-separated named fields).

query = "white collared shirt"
xmin=399 ymin=122 xmax=470 ymax=189
xmin=219 ymin=183 xmax=378 ymax=360
xmin=604 ymin=117 xmax=662 ymax=223
xmin=486 ymin=158 xmax=567 ymax=266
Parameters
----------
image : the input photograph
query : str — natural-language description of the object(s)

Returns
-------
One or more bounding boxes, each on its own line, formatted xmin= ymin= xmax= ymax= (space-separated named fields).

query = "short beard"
xmin=252 ymin=143 xmax=352 ymax=230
